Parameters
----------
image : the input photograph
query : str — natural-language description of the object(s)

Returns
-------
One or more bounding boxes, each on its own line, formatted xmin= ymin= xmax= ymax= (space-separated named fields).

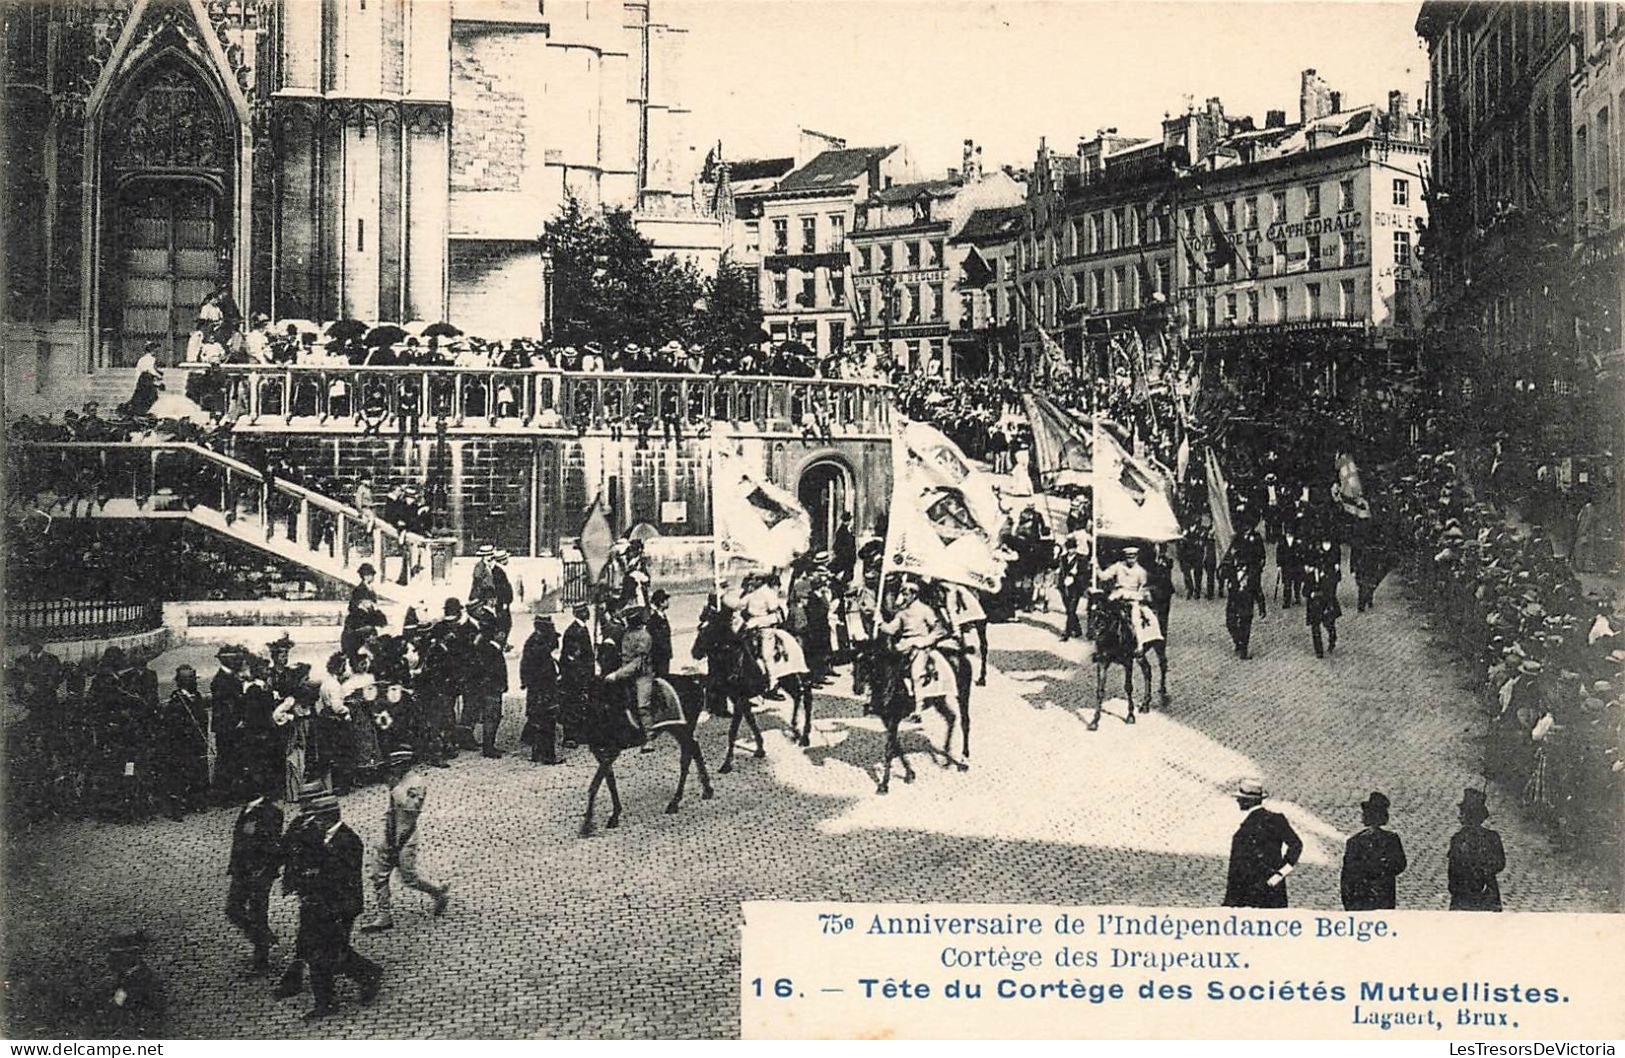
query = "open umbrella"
xmin=365 ymin=324 xmax=408 ymax=348
xmin=325 ymin=319 xmax=369 ymax=341
xmin=627 ymin=522 xmax=662 ymax=543
xmin=422 ymin=322 xmax=462 ymax=338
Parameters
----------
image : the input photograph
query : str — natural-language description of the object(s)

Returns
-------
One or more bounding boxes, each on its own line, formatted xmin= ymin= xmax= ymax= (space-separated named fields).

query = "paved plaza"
xmin=3 ymin=573 xmax=1618 ymax=1039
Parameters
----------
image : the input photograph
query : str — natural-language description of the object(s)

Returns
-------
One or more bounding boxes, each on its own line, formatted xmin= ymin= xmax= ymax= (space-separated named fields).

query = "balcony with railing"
xmin=190 ymin=365 xmax=894 ymax=435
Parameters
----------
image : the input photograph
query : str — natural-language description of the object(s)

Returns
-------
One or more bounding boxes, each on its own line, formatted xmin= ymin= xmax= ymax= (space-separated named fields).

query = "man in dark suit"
xmin=490 ymin=550 xmax=515 ymax=648
xmin=1223 ymin=558 xmax=1257 ymax=659
xmin=832 ymin=512 xmax=857 ymax=586
xmin=210 ymin=646 xmax=246 ymax=802
xmin=226 ymin=785 xmax=285 ymax=972
xmin=1447 ymin=788 xmax=1505 ymax=911
xmin=520 ymin=615 xmax=561 ymax=764
xmin=1222 ymin=779 xmax=1303 ymax=908
xmin=1341 ymin=791 xmax=1407 ymax=910
xmin=277 ymin=787 xmax=380 ymax=1019
xmin=558 ymin=603 xmax=597 ymax=749
xmin=647 ymin=589 xmax=674 ymax=678
xmin=1057 ymin=537 xmax=1089 ymax=641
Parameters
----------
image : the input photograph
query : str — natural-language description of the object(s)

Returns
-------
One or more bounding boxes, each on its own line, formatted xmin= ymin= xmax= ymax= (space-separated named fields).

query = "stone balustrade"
xmin=187 ymin=364 xmax=895 ymax=434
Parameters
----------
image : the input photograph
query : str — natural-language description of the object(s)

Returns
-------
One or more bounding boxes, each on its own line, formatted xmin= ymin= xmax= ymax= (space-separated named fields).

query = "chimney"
xmin=1300 ymin=68 xmax=1334 ymax=124
xmin=1329 ymin=90 xmax=1342 ymax=114
xmin=1266 ymin=109 xmax=1287 ymax=128
xmin=947 ymin=167 xmax=960 ymax=182
xmin=1388 ymin=90 xmax=1410 ymax=127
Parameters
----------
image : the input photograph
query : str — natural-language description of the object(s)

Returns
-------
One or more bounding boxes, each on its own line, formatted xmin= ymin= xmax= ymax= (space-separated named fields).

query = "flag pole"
xmin=1089 ymin=345 xmax=1101 ymax=597
xmin=708 ymin=432 xmax=724 ymax=600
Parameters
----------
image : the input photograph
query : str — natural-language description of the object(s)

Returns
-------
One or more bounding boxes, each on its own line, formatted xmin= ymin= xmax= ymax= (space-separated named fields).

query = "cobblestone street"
xmin=4 ymin=573 xmax=1618 ymax=1039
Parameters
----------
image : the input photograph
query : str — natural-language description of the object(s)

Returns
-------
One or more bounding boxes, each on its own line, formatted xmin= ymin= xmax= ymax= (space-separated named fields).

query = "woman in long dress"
xmin=275 ymin=652 xmax=349 ymax=799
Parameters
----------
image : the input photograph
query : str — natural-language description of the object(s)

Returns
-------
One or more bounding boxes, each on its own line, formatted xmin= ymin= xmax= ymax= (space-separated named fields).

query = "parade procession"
xmin=3 ymin=0 xmax=1625 ymax=1043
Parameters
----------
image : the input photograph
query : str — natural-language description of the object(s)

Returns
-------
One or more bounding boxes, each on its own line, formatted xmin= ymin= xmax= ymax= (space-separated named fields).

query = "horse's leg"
xmin=685 ymin=727 xmax=715 ymax=798
xmin=878 ymin=718 xmax=895 ymax=795
xmin=1089 ymin=664 xmax=1103 ymax=730
xmin=719 ymin=704 xmax=745 ymax=774
xmin=666 ymin=730 xmax=690 ymax=814
xmin=1139 ymin=653 xmax=1153 ymax=713
xmin=959 ymin=686 xmax=972 ymax=760
xmin=933 ymin=699 xmax=968 ymax=772
xmin=743 ymin=699 xmax=766 ymax=758
xmin=1124 ymin=661 xmax=1137 ymax=724
xmin=1155 ymin=643 xmax=1170 ymax=706
xmin=975 ymin=624 xmax=989 ymax=685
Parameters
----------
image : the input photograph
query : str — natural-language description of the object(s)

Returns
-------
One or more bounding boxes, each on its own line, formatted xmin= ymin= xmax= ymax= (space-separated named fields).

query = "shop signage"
xmin=1265 ymin=209 xmax=1363 ymax=242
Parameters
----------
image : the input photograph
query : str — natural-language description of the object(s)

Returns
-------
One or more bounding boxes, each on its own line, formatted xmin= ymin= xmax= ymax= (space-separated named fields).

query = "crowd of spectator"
xmin=1395 ymin=443 xmax=1623 ymax=856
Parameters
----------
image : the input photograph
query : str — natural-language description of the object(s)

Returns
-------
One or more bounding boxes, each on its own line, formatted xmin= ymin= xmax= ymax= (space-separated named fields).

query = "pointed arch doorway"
xmin=99 ymin=56 xmax=234 ymax=367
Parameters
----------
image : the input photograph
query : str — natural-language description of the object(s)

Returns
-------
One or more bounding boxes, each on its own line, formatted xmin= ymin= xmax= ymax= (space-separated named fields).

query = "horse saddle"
xmin=641 ymin=677 xmax=685 ymax=730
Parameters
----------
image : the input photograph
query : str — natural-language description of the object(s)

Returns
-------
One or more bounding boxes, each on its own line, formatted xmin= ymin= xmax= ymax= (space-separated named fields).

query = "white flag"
xmin=712 ymin=434 xmax=810 ymax=570
xmin=884 ymin=424 xmax=1007 ymax=593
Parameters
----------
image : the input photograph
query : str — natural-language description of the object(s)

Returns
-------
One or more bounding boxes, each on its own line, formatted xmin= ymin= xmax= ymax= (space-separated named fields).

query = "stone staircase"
xmin=10 ymin=441 xmax=445 ymax=609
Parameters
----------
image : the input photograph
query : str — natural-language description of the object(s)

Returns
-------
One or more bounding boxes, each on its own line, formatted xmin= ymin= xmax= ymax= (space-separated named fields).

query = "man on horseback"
xmin=740 ymin=571 xmax=789 ymax=701
xmin=1100 ymin=545 xmax=1162 ymax=650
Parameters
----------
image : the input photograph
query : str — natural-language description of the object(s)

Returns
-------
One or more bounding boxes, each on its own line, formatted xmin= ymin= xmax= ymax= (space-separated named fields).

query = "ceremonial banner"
xmin=1024 ymin=394 xmax=1181 ymax=542
xmin=1334 ymin=451 xmax=1371 ymax=520
xmin=901 ymin=420 xmax=1009 ymax=537
xmin=712 ymin=433 xmax=811 ymax=570
xmin=578 ymin=492 xmax=615 ymax=582
xmin=1205 ymin=447 xmax=1237 ymax=558
xmin=886 ymin=424 xmax=1007 ymax=593
xmin=1022 ymin=393 xmax=1094 ymax=493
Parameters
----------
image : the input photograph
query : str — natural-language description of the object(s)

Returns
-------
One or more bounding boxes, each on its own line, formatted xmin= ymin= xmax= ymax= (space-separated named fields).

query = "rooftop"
xmin=776 ymin=146 xmax=898 ymax=192
xmin=951 ymin=204 xmax=1025 ymax=244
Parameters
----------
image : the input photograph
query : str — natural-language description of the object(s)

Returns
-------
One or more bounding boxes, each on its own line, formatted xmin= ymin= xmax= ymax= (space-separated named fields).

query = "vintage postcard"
xmin=2 ymin=0 xmax=1621 ymax=1043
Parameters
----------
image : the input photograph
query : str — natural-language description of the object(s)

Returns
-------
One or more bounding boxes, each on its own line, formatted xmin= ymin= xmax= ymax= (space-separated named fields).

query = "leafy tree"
xmin=699 ymin=253 xmax=766 ymax=358
xmin=541 ymin=197 xmax=764 ymax=355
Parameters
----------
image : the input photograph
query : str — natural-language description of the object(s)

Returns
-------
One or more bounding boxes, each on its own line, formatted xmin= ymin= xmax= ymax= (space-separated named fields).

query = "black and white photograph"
xmin=1 ymin=0 xmax=1622 ymax=1042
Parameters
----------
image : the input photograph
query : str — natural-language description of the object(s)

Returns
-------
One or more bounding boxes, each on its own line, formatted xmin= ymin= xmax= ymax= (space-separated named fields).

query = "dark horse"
xmin=867 ymin=643 xmax=969 ymax=794
xmin=717 ymin=628 xmax=815 ymax=773
xmin=1087 ymin=594 xmax=1153 ymax=730
xmin=579 ymin=675 xmax=714 ymax=836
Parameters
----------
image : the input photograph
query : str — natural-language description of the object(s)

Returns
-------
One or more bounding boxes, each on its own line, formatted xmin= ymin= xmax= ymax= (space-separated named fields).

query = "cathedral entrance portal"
xmin=100 ymin=58 xmax=233 ymax=367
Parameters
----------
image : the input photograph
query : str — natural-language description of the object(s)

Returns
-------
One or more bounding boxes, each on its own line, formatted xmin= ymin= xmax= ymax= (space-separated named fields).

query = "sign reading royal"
xmin=1265 ymin=209 xmax=1364 ymax=242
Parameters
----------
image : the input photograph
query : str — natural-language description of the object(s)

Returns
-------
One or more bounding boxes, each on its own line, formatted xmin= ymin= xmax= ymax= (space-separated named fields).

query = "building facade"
xmin=1 ymin=0 xmax=708 ymax=396
xmin=753 ymin=145 xmax=906 ymax=357
xmin=1570 ymin=0 xmax=1625 ymax=500
xmin=948 ymin=201 xmax=1023 ymax=377
xmin=848 ymin=152 xmax=1024 ymax=376
xmin=1414 ymin=0 xmax=1581 ymax=472
xmin=1177 ymin=92 xmax=1432 ymax=409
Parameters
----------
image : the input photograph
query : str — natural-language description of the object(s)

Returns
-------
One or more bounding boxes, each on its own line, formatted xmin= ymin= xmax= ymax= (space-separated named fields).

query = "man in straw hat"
xmin=361 ymin=748 xmax=450 ymax=933
xmin=1447 ymin=787 xmax=1505 ymax=911
xmin=1222 ymin=778 xmax=1304 ymax=908
xmin=1340 ymin=791 xmax=1407 ymax=911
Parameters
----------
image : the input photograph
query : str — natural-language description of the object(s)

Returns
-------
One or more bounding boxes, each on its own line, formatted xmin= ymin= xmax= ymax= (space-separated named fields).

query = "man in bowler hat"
xmin=1222 ymin=779 xmax=1304 ymax=908
xmin=1447 ymin=787 xmax=1505 ymax=911
xmin=1340 ymin=791 xmax=1407 ymax=910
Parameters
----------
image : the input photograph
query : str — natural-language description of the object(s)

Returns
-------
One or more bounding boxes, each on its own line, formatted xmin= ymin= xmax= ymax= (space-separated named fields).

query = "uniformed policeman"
xmin=276 ymin=784 xmax=380 ymax=1019
xmin=226 ymin=781 xmax=284 ymax=972
xmin=361 ymin=749 xmax=450 ymax=932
